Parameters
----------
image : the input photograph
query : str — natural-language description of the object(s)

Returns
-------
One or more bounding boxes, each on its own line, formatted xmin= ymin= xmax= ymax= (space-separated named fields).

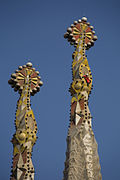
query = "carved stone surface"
xmin=8 ymin=62 xmax=43 ymax=180
xmin=63 ymin=17 xmax=102 ymax=180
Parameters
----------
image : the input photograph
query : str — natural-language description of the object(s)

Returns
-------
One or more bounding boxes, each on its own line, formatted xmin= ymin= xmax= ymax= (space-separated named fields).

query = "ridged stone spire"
xmin=8 ymin=62 xmax=43 ymax=180
xmin=63 ymin=17 xmax=102 ymax=180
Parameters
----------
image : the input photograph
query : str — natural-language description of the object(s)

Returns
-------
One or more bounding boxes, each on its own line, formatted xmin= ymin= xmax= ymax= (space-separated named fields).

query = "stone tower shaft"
xmin=8 ymin=62 xmax=43 ymax=180
xmin=63 ymin=17 xmax=102 ymax=180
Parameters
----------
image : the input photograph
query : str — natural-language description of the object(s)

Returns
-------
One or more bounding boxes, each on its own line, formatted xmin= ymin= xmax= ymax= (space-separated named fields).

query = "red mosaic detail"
xmin=71 ymin=101 xmax=77 ymax=116
xmin=74 ymin=35 xmax=80 ymax=41
xmin=75 ymin=23 xmax=81 ymax=31
xmin=83 ymin=75 xmax=91 ymax=84
xmin=31 ymin=71 xmax=37 ymax=78
xmin=31 ymin=83 xmax=35 ymax=90
xmin=18 ymin=80 xmax=24 ymax=86
xmin=79 ymin=99 xmax=84 ymax=110
xmin=20 ymin=68 xmax=26 ymax=77
xmin=91 ymin=33 xmax=94 ymax=40
xmin=22 ymin=149 xmax=27 ymax=164
xmin=85 ymin=27 xmax=92 ymax=33
xmin=85 ymin=37 xmax=90 ymax=44
xmin=13 ymin=154 xmax=19 ymax=169
xmin=72 ymin=26 xmax=81 ymax=41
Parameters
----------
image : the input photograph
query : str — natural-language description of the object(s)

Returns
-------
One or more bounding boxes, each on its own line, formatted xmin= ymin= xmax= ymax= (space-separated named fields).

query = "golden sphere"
xmin=18 ymin=133 xmax=26 ymax=140
xmin=74 ymin=83 xmax=81 ymax=90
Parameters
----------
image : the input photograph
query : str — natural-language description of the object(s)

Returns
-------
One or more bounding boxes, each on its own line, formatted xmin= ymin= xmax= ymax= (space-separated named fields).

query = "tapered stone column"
xmin=63 ymin=17 xmax=102 ymax=180
xmin=8 ymin=62 xmax=43 ymax=180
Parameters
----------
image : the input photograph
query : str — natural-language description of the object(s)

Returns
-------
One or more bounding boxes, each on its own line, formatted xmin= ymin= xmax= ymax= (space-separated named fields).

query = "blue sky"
xmin=0 ymin=0 xmax=120 ymax=179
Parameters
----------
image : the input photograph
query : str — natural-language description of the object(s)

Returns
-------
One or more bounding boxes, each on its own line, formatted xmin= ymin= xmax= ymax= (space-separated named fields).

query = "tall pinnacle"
xmin=8 ymin=62 xmax=43 ymax=180
xmin=63 ymin=17 xmax=102 ymax=180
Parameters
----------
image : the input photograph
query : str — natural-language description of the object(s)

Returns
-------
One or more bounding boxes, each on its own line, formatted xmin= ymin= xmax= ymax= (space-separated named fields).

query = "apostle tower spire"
xmin=63 ymin=17 xmax=102 ymax=180
xmin=8 ymin=62 xmax=43 ymax=180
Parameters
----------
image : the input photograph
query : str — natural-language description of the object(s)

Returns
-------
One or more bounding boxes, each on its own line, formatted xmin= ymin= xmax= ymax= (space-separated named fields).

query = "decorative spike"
xmin=36 ymin=86 xmax=40 ymax=92
xmin=14 ymin=79 xmax=17 ymax=83
xmin=67 ymin=27 xmax=72 ymax=33
xmin=11 ymin=73 xmax=16 ymax=78
xmin=33 ymin=88 xmax=37 ymax=93
xmin=75 ymin=41 xmax=78 ymax=45
xmin=82 ymin=16 xmax=87 ymax=22
xmin=90 ymin=40 xmax=94 ymax=46
xmin=36 ymin=71 xmax=39 ymax=75
xmin=23 ymin=65 xmax=26 ymax=68
xmin=8 ymin=79 xmax=13 ymax=84
xmin=19 ymin=86 xmax=23 ymax=91
xmin=90 ymin=25 xmax=94 ymax=30
xmin=39 ymin=81 xmax=43 ymax=86
xmin=18 ymin=66 xmax=22 ymax=70
xmin=38 ymin=76 xmax=41 ymax=80
xmin=71 ymin=24 xmax=74 ymax=28
xmin=78 ymin=19 xmax=81 ymax=23
xmin=64 ymin=32 xmax=69 ymax=38
xmin=93 ymin=35 xmax=98 ymax=41
xmin=88 ymin=42 xmax=91 ymax=46
xmin=74 ymin=21 xmax=78 ymax=25
xmin=87 ymin=22 xmax=90 ymax=26
xmin=26 ymin=62 xmax=33 ymax=67
xmin=72 ymin=37 xmax=76 ymax=42
xmin=15 ymin=69 xmax=19 ymax=73
xmin=16 ymin=83 xmax=20 ymax=87
xmin=69 ymin=33 xmax=73 ymax=38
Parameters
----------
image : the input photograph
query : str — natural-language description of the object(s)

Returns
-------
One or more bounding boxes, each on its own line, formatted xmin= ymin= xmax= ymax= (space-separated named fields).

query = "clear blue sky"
xmin=0 ymin=0 xmax=120 ymax=179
